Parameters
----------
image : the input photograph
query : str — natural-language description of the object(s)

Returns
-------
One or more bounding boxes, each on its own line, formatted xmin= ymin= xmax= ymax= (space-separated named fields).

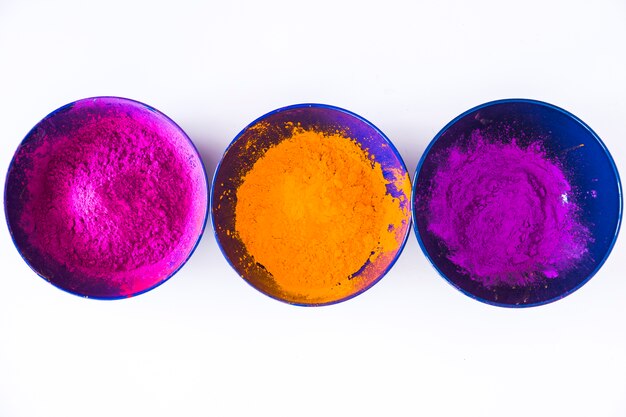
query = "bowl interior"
xmin=5 ymin=97 xmax=208 ymax=299
xmin=413 ymin=100 xmax=622 ymax=306
xmin=212 ymin=105 xmax=412 ymax=305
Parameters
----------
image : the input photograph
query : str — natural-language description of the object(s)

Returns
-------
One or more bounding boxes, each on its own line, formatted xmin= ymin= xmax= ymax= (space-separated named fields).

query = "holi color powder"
xmin=423 ymin=131 xmax=592 ymax=288
xmin=212 ymin=105 xmax=412 ymax=306
xmin=5 ymin=97 xmax=208 ymax=298
xmin=414 ymin=100 xmax=621 ymax=307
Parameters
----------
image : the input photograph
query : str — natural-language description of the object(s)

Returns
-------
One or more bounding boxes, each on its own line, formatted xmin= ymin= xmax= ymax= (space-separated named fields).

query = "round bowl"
xmin=212 ymin=104 xmax=412 ymax=306
xmin=5 ymin=97 xmax=208 ymax=299
xmin=413 ymin=99 xmax=622 ymax=307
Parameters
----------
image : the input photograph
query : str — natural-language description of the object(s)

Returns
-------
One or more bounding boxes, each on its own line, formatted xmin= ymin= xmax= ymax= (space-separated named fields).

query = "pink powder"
xmin=6 ymin=98 xmax=207 ymax=298
xmin=427 ymin=132 xmax=591 ymax=287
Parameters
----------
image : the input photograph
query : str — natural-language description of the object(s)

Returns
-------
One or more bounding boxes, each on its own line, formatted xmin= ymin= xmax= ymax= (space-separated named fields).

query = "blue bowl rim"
xmin=411 ymin=98 xmax=623 ymax=308
xmin=210 ymin=103 xmax=413 ymax=307
xmin=4 ymin=96 xmax=210 ymax=300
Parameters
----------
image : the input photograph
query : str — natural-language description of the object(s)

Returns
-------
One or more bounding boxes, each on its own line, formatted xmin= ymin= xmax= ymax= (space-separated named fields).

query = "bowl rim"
xmin=411 ymin=98 xmax=623 ymax=308
xmin=210 ymin=102 xmax=413 ymax=307
xmin=3 ymin=96 xmax=210 ymax=300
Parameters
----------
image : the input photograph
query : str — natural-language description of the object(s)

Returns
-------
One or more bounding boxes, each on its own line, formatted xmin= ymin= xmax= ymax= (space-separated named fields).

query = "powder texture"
xmin=7 ymin=98 xmax=207 ymax=298
xmin=426 ymin=132 xmax=591 ymax=287
xmin=233 ymin=127 xmax=411 ymax=303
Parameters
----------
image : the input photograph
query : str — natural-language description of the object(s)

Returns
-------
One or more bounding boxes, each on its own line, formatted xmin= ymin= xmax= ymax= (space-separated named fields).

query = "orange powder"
xmin=234 ymin=127 xmax=410 ymax=304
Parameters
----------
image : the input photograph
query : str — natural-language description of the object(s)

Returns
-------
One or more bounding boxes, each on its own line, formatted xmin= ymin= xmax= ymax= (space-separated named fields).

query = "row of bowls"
xmin=5 ymin=97 xmax=623 ymax=307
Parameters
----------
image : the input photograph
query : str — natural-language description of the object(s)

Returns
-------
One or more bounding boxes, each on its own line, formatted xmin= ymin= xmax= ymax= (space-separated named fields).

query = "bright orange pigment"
xmin=234 ymin=127 xmax=411 ymax=304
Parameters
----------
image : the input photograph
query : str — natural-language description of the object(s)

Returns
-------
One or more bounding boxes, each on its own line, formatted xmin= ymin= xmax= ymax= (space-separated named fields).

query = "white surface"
xmin=1 ymin=1 xmax=625 ymax=416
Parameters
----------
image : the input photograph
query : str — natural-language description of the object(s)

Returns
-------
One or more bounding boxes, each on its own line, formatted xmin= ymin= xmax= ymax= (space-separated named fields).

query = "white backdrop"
xmin=1 ymin=1 xmax=625 ymax=416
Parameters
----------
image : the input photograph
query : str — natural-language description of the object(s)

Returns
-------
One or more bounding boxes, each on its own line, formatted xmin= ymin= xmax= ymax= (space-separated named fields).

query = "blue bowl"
xmin=5 ymin=97 xmax=209 ymax=299
xmin=412 ymin=99 xmax=622 ymax=307
xmin=211 ymin=104 xmax=412 ymax=306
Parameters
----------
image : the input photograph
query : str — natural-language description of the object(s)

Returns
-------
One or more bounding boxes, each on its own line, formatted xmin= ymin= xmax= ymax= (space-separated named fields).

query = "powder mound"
xmin=13 ymin=102 xmax=206 ymax=296
xmin=234 ymin=127 xmax=410 ymax=302
xmin=427 ymin=133 xmax=591 ymax=287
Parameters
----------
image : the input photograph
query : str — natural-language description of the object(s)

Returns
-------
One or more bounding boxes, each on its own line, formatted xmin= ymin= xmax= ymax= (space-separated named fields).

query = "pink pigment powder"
xmin=6 ymin=98 xmax=207 ymax=298
xmin=427 ymin=132 xmax=591 ymax=287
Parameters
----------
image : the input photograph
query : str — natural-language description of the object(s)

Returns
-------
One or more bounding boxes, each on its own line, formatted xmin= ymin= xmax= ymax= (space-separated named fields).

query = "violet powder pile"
xmin=426 ymin=132 xmax=591 ymax=287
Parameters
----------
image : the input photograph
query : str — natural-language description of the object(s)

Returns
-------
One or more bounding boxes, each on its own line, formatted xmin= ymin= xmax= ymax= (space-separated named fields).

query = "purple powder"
xmin=5 ymin=97 xmax=207 ymax=298
xmin=427 ymin=132 xmax=591 ymax=287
